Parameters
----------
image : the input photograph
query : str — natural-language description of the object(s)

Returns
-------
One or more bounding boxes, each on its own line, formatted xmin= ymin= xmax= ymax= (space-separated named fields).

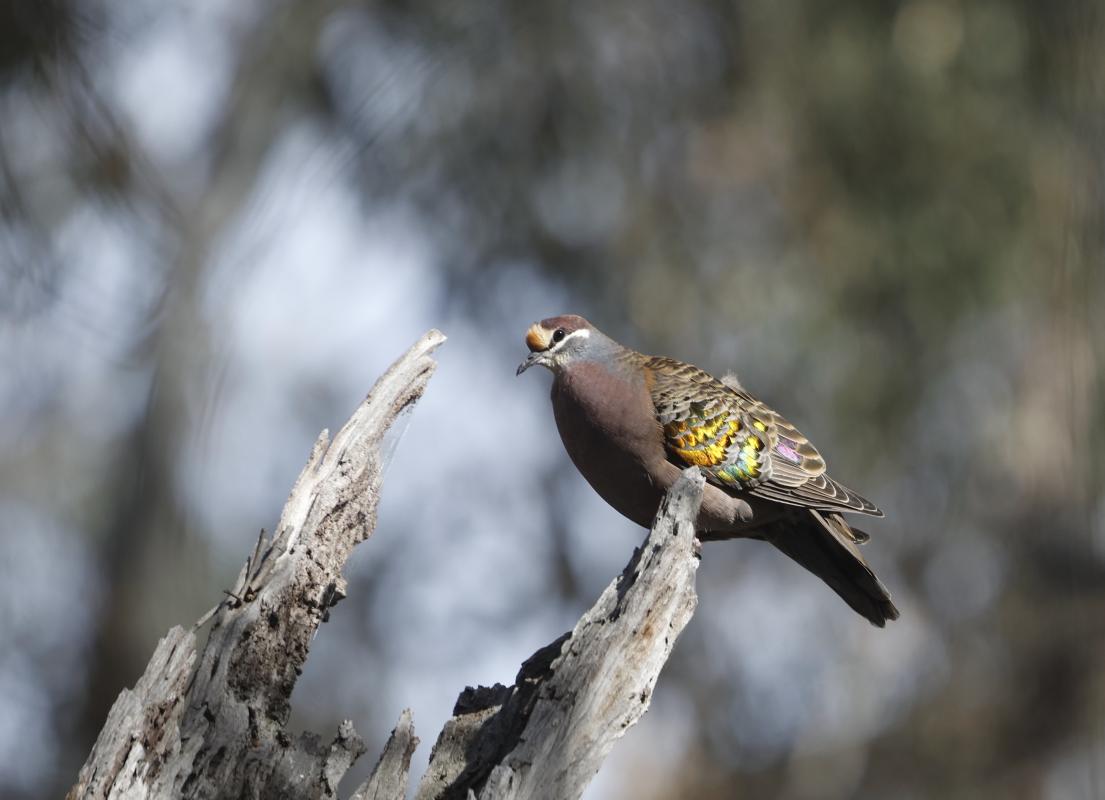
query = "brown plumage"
xmin=517 ymin=314 xmax=899 ymax=626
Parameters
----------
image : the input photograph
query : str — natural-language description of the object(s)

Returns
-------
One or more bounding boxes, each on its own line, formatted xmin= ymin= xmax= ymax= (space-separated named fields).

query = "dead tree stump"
xmin=69 ymin=330 xmax=704 ymax=800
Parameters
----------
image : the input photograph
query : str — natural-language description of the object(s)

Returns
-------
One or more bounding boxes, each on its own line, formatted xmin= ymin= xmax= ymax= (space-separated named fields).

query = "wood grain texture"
xmin=69 ymin=330 xmax=446 ymax=800
xmin=351 ymin=710 xmax=419 ymax=800
xmin=71 ymin=330 xmax=705 ymax=800
xmin=416 ymin=469 xmax=705 ymax=800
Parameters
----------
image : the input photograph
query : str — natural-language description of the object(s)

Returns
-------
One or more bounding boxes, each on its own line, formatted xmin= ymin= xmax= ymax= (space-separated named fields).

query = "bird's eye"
xmin=552 ymin=328 xmax=566 ymax=343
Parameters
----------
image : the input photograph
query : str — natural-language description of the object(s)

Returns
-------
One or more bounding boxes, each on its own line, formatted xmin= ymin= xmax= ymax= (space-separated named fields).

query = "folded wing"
xmin=644 ymin=356 xmax=882 ymax=517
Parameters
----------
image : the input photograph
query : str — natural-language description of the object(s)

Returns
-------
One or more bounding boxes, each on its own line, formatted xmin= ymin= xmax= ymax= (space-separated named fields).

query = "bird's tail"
xmin=765 ymin=510 xmax=899 ymax=626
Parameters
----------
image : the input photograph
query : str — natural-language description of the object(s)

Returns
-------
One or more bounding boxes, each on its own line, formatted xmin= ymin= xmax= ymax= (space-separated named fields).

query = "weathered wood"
xmin=350 ymin=710 xmax=419 ymax=800
xmin=416 ymin=469 xmax=705 ymax=800
xmin=72 ymin=327 xmax=706 ymax=800
xmin=69 ymin=330 xmax=446 ymax=800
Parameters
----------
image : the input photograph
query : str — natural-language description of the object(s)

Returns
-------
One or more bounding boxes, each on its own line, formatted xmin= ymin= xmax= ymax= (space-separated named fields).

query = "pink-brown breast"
xmin=551 ymin=360 xmax=668 ymax=528
xmin=551 ymin=358 xmax=760 ymax=533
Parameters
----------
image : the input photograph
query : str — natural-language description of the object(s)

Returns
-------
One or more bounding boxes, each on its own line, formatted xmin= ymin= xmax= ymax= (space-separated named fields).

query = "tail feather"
xmin=766 ymin=510 xmax=899 ymax=626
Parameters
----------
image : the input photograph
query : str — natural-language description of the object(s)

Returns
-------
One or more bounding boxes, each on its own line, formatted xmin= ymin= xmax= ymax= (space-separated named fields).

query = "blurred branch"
xmin=68 ymin=329 xmax=446 ymax=799
xmin=415 ymin=469 xmax=704 ymax=800
xmin=72 ymin=1 xmax=343 ymax=776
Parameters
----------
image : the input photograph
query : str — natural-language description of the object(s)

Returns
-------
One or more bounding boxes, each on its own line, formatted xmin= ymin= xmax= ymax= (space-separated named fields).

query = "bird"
xmin=516 ymin=314 xmax=899 ymax=626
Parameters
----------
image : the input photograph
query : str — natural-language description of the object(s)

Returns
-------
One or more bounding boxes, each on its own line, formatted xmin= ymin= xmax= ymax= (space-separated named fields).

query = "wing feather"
xmin=644 ymin=355 xmax=882 ymax=517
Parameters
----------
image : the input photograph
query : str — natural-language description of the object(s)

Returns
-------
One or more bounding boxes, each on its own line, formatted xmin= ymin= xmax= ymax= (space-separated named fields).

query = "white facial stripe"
xmin=548 ymin=327 xmax=590 ymax=353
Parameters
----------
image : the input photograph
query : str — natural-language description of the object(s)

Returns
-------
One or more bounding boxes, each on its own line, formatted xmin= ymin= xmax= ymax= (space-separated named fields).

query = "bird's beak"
xmin=516 ymin=352 xmax=543 ymax=376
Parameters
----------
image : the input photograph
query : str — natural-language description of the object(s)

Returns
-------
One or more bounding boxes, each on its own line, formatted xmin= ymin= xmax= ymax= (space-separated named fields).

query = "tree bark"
xmin=416 ymin=469 xmax=704 ymax=800
xmin=69 ymin=329 xmax=445 ymax=800
xmin=69 ymin=329 xmax=705 ymax=800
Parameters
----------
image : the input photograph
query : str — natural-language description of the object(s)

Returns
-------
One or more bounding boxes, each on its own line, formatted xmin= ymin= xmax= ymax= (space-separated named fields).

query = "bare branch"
xmin=416 ymin=468 xmax=705 ymax=800
xmin=69 ymin=329 xmax=446 ymax=800
xmin=72 ymin=329 xmax=705 ymax=800
xmin=351 ymin=710 xmax=419 ymax=800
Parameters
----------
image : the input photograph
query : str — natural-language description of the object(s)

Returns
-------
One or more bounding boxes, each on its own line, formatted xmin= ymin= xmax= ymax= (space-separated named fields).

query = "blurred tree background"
xmin=1 ymin=0 xmax=1103 ymax=798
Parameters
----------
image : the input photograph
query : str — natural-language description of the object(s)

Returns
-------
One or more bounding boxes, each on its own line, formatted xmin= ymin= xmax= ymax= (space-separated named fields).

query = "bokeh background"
xmin=2 ymin=0 xmax=1103 ymax=798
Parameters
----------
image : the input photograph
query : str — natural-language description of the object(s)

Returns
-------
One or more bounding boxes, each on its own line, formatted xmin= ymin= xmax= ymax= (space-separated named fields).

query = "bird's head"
xmin=516 ymin=314 xmax=598 ymax=375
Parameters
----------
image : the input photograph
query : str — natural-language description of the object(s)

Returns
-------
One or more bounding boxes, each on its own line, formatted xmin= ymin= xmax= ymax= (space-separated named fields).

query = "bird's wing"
xmin=643 ymin=356 xmax=882 ymax=517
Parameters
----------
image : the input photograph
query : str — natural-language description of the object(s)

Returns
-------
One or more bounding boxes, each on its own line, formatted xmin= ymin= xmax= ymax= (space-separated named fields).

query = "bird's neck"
xmin=557 ymin=343 xmax=634 ymax=382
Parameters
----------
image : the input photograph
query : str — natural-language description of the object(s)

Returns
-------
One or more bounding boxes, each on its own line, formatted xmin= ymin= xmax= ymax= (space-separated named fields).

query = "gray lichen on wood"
xmin=70 ymin=329 xmax=705 ymax=800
